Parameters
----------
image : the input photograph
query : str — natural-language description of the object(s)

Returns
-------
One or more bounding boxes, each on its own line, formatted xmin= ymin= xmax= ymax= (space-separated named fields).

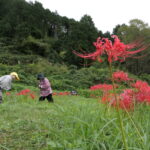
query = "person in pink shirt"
xmin=37 ymin=73 xmax=54 ymax=102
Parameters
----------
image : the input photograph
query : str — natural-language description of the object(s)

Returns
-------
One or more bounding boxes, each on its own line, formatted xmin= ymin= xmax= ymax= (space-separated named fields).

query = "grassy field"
xmin=0 ymin=93 xmax=150 ymax=150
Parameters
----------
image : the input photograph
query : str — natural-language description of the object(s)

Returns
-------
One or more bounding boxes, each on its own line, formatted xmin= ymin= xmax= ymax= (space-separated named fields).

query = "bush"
xmin=0 ymin=62 xmax=144 ymax=92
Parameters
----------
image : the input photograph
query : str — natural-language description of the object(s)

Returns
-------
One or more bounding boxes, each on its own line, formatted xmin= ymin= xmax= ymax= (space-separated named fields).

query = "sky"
xmin=25 ymin=0 xmax=150 ymax=33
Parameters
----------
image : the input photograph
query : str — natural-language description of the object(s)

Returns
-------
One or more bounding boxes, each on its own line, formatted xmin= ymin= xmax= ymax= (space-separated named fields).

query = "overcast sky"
xmin=26 ymin=0 xmax=150 ymax=33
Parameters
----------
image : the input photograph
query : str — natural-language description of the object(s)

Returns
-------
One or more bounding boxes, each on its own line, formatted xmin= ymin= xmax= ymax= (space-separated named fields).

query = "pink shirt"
xmin=39 ymin=78 xmax=52 ymax=96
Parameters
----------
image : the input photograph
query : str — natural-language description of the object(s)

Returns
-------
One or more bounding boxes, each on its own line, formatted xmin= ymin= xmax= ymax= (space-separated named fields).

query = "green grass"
xmin=0 ymin=94 xmax=150 ymax=150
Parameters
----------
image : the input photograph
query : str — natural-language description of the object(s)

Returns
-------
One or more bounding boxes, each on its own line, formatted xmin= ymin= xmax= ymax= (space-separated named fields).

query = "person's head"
xmin=10 ymin=72 xmax=20 ymax=80
xmin=37 ymin=73 xmax=45 ymax=80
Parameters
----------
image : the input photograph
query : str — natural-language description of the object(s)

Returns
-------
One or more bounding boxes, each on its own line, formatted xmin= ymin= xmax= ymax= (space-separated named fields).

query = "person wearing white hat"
xmin=0 ymin=72 xmax=20 ymax=103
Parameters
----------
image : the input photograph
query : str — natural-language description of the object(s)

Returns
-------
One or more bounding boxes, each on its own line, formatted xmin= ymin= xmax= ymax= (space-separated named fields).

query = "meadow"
xmin=0 ymin=1 xmax=150 ymax=149
xmin=0 ymin=89 xmax=150 ymax=150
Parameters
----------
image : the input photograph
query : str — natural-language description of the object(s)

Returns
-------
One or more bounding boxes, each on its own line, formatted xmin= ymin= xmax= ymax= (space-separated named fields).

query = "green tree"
xmin=113 ymin=19 xmax=150 ymax=74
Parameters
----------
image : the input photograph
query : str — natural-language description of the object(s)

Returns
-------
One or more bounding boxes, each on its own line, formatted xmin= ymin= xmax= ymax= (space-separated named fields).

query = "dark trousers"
xmin=39 ymin=94 xmax=54 ymax=102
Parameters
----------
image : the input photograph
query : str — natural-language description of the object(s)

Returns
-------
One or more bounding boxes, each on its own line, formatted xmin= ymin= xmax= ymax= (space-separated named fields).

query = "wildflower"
xmin=74 ymin=35 xmax=148 ymax=63
xmin=112 ymin=71 xmax=132 ymax=82
xmin=119 ymin=89 xmax=134 ymax=110
xmin=90 ymin=83 xmax=113 ymax=91
xmin=30 ymin=93 xmax=36 ymax=99
xmin=52 ymin=92 xmax=57 ymax=96
xmin=135 ymin=84 xmax=150 ymax=103
xmin=59 ymin=92 xmax=63 ymax=95
xmin=16 ymin=89 xmax=31 ymax=95
xmin=6 ymin=92 xmax=11 ymax=96
xmin=131 ymin=80 xmax=149 ymax=90
xmin=101 ymin=93 xmax=115 ymax=104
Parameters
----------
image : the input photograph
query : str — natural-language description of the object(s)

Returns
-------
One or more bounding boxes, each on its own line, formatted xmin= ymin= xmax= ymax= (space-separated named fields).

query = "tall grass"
xmin=0 ymin=94 xmax=149 ymax=150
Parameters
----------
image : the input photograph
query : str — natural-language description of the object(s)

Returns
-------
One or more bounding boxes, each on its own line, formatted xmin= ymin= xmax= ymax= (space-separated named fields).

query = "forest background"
xmin=0 ymin=0 xmax=150 ymax=91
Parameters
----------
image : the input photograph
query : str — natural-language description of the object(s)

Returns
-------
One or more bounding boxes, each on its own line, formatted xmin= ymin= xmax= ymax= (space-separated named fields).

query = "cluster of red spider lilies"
xmin=90 ymin=71 xmax=150 ymax=110
xmin=6 ymin=89 xmax=36 ymax=99
xmin=74 ymin=35 xmax=149 ymax=111
xmin=5 ymin=90 xmax=73 ymax=100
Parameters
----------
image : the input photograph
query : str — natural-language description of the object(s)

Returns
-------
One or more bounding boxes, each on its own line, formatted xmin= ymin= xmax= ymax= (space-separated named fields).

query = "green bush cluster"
xmin=0 ymin=54 xmax=41 ymax=65
xmin=1 ymin=60 xmax=148 ymax=92
xmin=0 ymin=60 xmax=111 ymax=91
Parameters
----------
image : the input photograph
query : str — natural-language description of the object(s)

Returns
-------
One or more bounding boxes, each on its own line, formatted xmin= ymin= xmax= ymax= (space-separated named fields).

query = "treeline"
xmin=0 ymin=0 xmax=150 ymax=74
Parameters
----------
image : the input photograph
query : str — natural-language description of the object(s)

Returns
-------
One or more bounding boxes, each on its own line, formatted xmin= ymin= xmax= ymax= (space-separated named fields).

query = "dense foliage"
xmin=0 ymin=0 xmax=101 ymax=66
xmin=0 ymin=1 xmax=150 ymax=149
xmin=0 ymin=0 xmax=150 ymax=87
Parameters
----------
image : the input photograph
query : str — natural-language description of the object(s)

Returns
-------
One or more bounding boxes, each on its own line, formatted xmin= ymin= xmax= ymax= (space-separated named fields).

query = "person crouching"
xmin=37 ymin=73 xmax=54 ymax=103
xmin=0 ymin=72 xmax=20 ymax=103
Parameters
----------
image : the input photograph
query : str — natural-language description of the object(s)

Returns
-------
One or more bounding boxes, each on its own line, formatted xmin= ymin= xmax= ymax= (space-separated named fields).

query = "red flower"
xmin=52 ymin=92 xmax=57 ymax=96
xmin=119 ymin=98 xmax=134 ymax=110
xmin=112 ymin=71 xmax=132 ymax=82
xmin=59 ymin=92 xmax=63 ymax=95
xmin=114 ymin=89 xmax=134 ymax=110
xmin=90 ymin=83 xmax=113 ymax=91
xmin=101 ymin=93 xmax=114 ymax=104
xmin=100 ymin=89 xmax=134 ymax=110
xmin=74 ymin=35 xmax=148 ymax=63
xmin=30 ymin=93 xmax=36 ymax=99
xmin=130 ymin=80 xmax=150 ymax=103
xmin=132 ymin=80 xmax=149 ymax=90
xmin=58 ymin=92 xmax=70 ymax=96
xmin=6 ymin=92 xmax=11 ymax=96
xmin=16 ymin=89 xmax=31 ymax=96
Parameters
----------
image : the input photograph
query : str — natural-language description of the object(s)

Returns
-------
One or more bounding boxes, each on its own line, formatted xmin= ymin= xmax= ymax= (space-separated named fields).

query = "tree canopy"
xmin=0 ymin=0 xmax=150 ymax=75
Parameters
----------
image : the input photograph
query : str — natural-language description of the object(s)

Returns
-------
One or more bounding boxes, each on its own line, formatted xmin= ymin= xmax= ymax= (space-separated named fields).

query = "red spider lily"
xmin=120 ymin=89 xmax=134 ymax=98
xmin=112 ymin=71 xmax=132 ymax=82
xmin=106 ymin=35 xmax=147 ymax=62
xmin=135 ymin=92 xmax=150 ymax=103
xmin=30 ymin=93 xmax=36 ymax=99
xmin=129 ymin=80 xmax=150 ymax=103
xmin=6 ymin=92 xmax=11 ymax=96
xmin=119 ymin=89 xmax=134 ymax=110
xmin=58 ymin=92 xmax=70 ymax=96
xmin=73 ymin=35 xmax=148 ymax=63
xmin=16 ymin=89 xmax=31 ymax=95
xmin=16 ymin=89 xmax=37 ymax=100
xmin=134 ymin=82 xmax=150 ymax=103
xmin=100 ymin=89 xmax=134 ymax=110
xmin=59 ymin=92 xmax=64 ymax=95
xmin=52 ymin=92 xmax=57 ymax=96
xmin=90 ymin=83 xmax=113 ymax=91
xmin=119 ymin=99 xmax=134 ymax=110
xmin=63 ymin=92 xmax=70 ymax=95
xmin=101 ymin=93 xmax=115 ymax=104
xmin=131 ymin=80 xmax=149 ymax=90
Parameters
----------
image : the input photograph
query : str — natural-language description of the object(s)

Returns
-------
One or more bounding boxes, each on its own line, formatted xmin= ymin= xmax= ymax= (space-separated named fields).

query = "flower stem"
xmin=109 ymin=62 xmax=128 ymax=150
xmin=124 ymin=108 xmax=144 ymax=147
